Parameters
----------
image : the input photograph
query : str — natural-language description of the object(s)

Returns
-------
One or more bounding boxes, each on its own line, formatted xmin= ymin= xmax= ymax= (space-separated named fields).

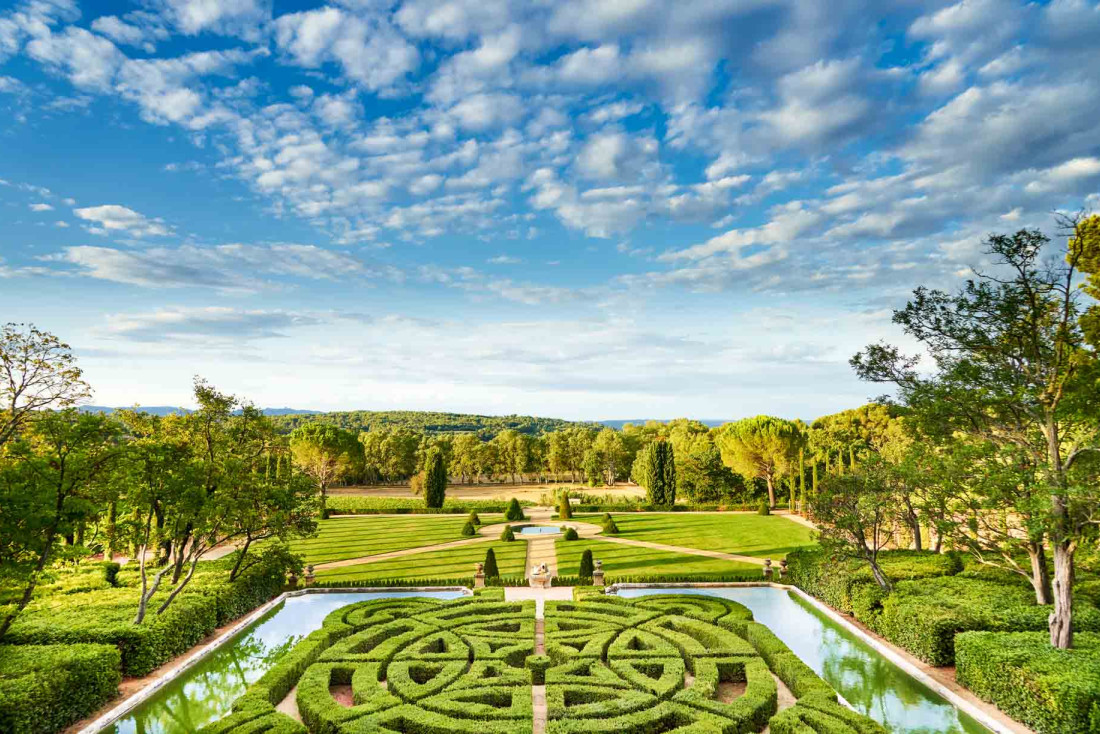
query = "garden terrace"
xmin=287 ymin=514 xmax=504 ymax=565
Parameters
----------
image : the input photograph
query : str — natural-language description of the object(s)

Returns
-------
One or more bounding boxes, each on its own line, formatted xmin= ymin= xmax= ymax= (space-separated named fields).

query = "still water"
xmin=519 ymin=526 xmax=562 ymax=535
xmin=617 ymin=586 xmax=990 ymax=734
xmin=100 ymin=591 xmax=464 ymax=734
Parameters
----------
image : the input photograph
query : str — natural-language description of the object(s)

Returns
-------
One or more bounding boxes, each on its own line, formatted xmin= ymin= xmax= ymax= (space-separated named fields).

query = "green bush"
xmin=956 ymin=631 xmax=1100 ymax=734
xmin=467 ymin=511 xmax=481 ymax=526
xmin=461 ymin=521 xmax=477 ymax=537
xmin=484 ymin=548 xmax=500 ymax=579
xmin=757 ymin=498 xmax=770 ymax=515
xmin=505 ymin=498 xmax=525 ymax=521
xmin=104 ymin=561 xmax=121 ymax=587
xmin=500 ymin=525 xmax=516 ymax=542
xmin=526 ymin=654 xmax=551 ymax=684
xmin=563 ymin=527 xmax=579 ymax=541
xmin=324 ymin=496 xmax=527 ymax=517
xmin=0 ymin=643 xmax=122 ymax=734
xmin=601 ymin=518 xmax=620 ymax=535
xmin=559 ymin=491 xmax=573 ymax=520
xmin=877 ymin=577 xmax=1100 ymax=666
xmin=578 ymin=549 xmax=594 ymax=578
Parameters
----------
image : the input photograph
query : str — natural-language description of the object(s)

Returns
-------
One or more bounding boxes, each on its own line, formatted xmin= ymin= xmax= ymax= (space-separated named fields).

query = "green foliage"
xmin=504 ymin=498 xmax=525 ymax=521
xmin=103 ymin=561 xmax=120 ymax=587
xmin=558 ymin=491 xmax=572 ymax=519
xmin=270 ymin=410 xmax=594 ymax=439
xmin=563 ymin=527 xmax=579 ymax=541
xmin=0 ymin=643 xmax=121 ymax=734
xmin=526 ymin=654 xmax=551 ymax=685
xmin=467 ymin=511 xmax=481 ymax=526
xmin=483 ymin=548 xmax=500 ymax=579
xmin=324 ymin=496 xmax=523 ymax=516
xmin=956 ymin=631 xmax=1100 ymax=734
xmin=757 ymin=498 xmax=770 ymax=515
xmin=578 ymin=549 xmax=594 ymax=578
xmin=422 ymin=447 xmax=447 ymax=509
xmin=632 ymin=441 xmax=676 ymax=506
xmin=460 ymin=521 xmax=477 ymax=537
xmin=500 ymin=525 xmax=515 ymax=542
xmin=714 ymin=415 xmax=805 ymax=507
xmin=601 ymin=517 xmax=620 ymax=535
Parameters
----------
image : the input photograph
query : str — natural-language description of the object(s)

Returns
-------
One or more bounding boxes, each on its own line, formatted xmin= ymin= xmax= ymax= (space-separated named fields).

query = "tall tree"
xmin=715 ymin=416 xmax=804 ymax=508
xmin=0 ymin=323 xmax=91 ymax=449
xmin=852 ymin=223 xmax=1100 ymax=648
xmin=590 ymin=428 xmax=628 ymax=486
xmin=632 ymin=440 xmax=676 ymax=506
xmin=423 ymin=446 xmax=447 ymax=509
xmin=289 ymin=423 xmax=361 ymax=518
xmin=0 ymin=410 xmax=121 ymax=638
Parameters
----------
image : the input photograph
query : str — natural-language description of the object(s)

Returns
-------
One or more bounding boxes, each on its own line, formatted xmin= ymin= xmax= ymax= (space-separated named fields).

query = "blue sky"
xmin=1 ymin=0 xmax=1098 ymax=420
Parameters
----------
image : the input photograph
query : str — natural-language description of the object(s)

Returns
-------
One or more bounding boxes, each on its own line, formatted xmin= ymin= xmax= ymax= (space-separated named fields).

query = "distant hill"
xmin=80 ymin=406 xmax=321 ymax=417
xmin=599 ymin=419 xmax=731 ymax=429
xmin=268 ymin=410 xmax=600 ymax=437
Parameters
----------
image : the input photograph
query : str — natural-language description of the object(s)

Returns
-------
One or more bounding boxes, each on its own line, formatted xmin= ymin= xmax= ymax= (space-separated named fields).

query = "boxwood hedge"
xmin=0 ymin=643 xmax=122 ymax=734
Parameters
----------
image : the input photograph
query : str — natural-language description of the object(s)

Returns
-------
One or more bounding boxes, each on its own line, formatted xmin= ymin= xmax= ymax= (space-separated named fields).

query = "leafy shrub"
xmin=324 ymin=496 xmax=528 ymax=517
xmin=461 ymin=521 xmax=477 ymax=537
xmin=526 ymin=654 xmax=551 ymax=684
xmin=956 ymin=631 xmax=1100 ymax=734
xmin=601 ymin=518 xmax=620 ymax=535
xmin=0 ymin=643 xmax=121 ymax=734
xmin=467 ymin=511 xmax=481 ymax=526
xmin=563 ymin=527 xmax=579 ymax=541
xmin=877 ymin=577 xmax=1100 ymax=666
xmin=500 ymin=525 xmax=516 ymax=542
xmin=578 ymin=550 xmax=594 ymax=579
xmin=505 ymin=498 xmax=525 ymax=521
xmin=558 ymin=492 xmax=573 ymax=520
xmin=104 ymin=561 xmax=121 ymax=587
xmin=757 ymin=498 xmax=770 ymax=516
xmin=484 ymin=548 xmax=500 ymax=579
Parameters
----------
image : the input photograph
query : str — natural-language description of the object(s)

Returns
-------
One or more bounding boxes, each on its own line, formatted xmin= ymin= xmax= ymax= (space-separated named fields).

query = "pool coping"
xmin=606 ymin=581 xmax=1032 ymax=734
xmin=76 ymin=586 xmax=473 ymax=734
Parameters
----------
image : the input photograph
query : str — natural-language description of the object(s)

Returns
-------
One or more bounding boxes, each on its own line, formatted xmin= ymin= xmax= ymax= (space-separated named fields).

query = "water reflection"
xmin=102 ymin=591 xmax=464 ymax=734
xmin=617 ymin=587 xmax=990 ymax=734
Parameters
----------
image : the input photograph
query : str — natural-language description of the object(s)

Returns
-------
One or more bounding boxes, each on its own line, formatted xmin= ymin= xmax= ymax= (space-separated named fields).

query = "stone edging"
xmin=76 ymin=586 xmax=473 ymax=734
xmin=605 ymin=582 xmax=1029 ymax=734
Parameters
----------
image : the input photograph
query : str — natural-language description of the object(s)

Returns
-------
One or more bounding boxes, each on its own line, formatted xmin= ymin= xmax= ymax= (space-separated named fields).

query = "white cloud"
xmin=74 ymin=204 xmax=173 ymax=238
xmin=29 ymin=202 xmax=54 ymax=211
xmin=103 ymin=306 xmax=324 ymax=342
xmin=1023 ymin=157 xmax=1100 ymax=194
xmin=151 ymin=0 xmax=270 ymax=40
xmin=575 ymin=130 xmax=658 ymax=181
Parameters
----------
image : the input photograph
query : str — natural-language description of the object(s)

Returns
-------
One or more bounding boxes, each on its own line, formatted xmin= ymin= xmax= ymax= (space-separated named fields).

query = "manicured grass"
xmin=556 ymin=538 xmax=761 ymax=578
xmin=287 ymin=514 xmax=500 ymax=564
xmin=313 ymin=540 xmax=527 ymax=582
xmin=577 ymin=512 xmax=816 ymax=559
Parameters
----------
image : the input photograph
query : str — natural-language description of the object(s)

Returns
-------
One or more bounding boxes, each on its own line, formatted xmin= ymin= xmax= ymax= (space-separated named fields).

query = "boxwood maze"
xmin=544 ymin=594 xmax=885 ymax=734
xmin=200 ymin=594 xmax=536 ymax=734
xmin=198 ymin=592 xmax=885 ymax=734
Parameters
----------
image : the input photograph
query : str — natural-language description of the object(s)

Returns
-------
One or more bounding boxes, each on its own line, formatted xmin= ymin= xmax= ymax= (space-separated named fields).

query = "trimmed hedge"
xmin=323 ymin=496 xmax=530 ymax=517
xmin=875 ymin=577 xmax=1100 ymax=666
xmin=0 ymin=643 xmax=122 ymax=734
xmin=956 ymin=632 xmax=1100 ymax=734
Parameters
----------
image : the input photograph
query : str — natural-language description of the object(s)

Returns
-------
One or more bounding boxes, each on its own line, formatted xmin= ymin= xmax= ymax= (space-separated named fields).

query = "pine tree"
xmin=423 ymin=447 xmax=447 ymax=509
xmin=483 ymin=548 xmax=500 ymax=579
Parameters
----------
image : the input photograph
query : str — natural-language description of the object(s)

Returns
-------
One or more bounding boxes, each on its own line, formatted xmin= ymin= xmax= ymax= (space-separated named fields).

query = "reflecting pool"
xmin=617 ymin=586 xmax=990 ymax=734
xmin=100 ymin=590 xmax=464 ymax=734
xmin=518 ymin=526 xmax=562 ymax=535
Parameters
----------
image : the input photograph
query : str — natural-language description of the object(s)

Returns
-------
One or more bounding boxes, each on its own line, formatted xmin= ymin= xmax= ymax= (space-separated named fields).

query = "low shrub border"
xmin=955 ymin=631 xmax=1100 ymax=734
xmin=0 ymin=643 xmax=122 ymax=734
xmin=323 ymin=497 xmax=532 ymax=517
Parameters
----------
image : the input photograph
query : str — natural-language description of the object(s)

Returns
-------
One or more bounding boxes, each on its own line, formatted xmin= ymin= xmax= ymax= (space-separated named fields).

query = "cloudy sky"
xmin=1 ymin=0 xmax=1098 ymax=420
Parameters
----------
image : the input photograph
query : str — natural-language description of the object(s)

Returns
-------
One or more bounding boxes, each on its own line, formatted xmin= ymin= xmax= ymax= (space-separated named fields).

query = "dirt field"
xmin=328 ymin=481 xmax=647 ymax=503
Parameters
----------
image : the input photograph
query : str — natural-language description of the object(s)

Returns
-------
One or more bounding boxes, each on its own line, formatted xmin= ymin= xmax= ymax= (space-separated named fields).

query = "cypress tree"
xmin=638 ymin=441 xmax=676 ymax=506
xmin=578 ymin=549 xmax=594 ymax=578
xmin=558 ymin=491 xmax=573 ymax=519
xmin=424 ymin=447 xmax=447 ymax=509
xmin=483 ymin=548 xmax=500 ymax=579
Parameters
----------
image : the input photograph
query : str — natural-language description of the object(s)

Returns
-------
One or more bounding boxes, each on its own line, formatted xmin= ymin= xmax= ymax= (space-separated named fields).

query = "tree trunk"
xmin=868 ymin=558 xmax=893 ymax=591
xmin=171 ymin=526 xmax=192 ymax=584
xmin=1050 ymin=540 xmax=1075 ymax=648
xmin=157 ymin=554 xmax=201 ymax=615
xmin=319 ymin=481 xmax=328 ymax=519
xmin=0 ymin=522 xmax=60 ymax=639
xmin=1026 ymin=542 xmax=1053 ymax=605
xmin=106 ymin=502 xmax=118 ymax=560
xmin=765 ymin=475 xmax=775 ymax=508
xmin=229 ymin=536 xmax=253 ymax=582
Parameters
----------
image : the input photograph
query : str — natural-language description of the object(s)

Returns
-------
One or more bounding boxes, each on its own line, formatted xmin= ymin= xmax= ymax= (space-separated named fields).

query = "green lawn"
xmin=288 ymin=514 xmax=500 ymax=565
xmin=556 ymin=538 xmax=761 ymax=578
xmin=577 ymin=512 xmax=816 ymax=559
xmin=314 ymin=540 xmax=527 ymax=582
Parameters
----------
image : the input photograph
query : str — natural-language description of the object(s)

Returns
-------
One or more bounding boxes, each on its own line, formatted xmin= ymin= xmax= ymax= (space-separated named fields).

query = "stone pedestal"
xmin=474 ymin=563 xmax=485 ymax=588
xmin=762 ymin=558 xmax=773 ymax=580
xmin=592 ymin=560 xmax=604 ymax=587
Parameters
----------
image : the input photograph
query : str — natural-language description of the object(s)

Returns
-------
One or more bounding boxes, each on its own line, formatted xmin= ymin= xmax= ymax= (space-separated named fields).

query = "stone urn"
xmin=305 ymin=564 xmax=315 ymax=586
xmin=763 ymin=558 xmax=773 ymax=579
xmin=592 ymin=559 xmax=605 ymax=587
xmin=474 ymin=562 xmax=486 ymax=588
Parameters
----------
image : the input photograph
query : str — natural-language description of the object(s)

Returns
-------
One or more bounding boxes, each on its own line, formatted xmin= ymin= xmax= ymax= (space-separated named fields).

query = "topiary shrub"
xmin=563 ymin=527 xmax=579 ymax=541
xmin=103 ymin=561 xmax=121 ymax=587
xmin=559 ymin=491 xmax=573 ymax=519
xmin=461 ymin=520 xmax=477 ymax=537
xmin=757 ymin=498 xmax=770 ymax=516
xmin=505 ymin=498 xmax=525 ymax=521
xmin=579 ymin=549 xmax=595 ymax=578
xmin=602 ymin=517 xmax=620 ymax=535
xmin=500 ymin=525 xmax=516 ymax=542
xmin=483 ymin=548 xmax=500 ymax=579
xmin=467 ymin=511 xmax=481 ymax=526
